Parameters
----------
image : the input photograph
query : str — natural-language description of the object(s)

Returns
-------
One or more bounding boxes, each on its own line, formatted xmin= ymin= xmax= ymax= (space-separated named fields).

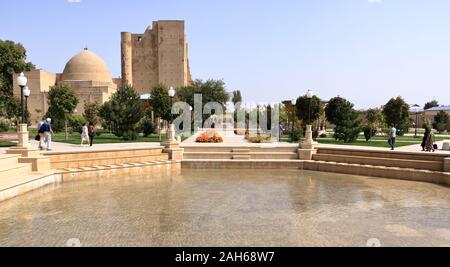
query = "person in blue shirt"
xmin=42 ymin=118 xmax=54 ymax=151
xmin=388 ymin=125 xmax=397 ymax=150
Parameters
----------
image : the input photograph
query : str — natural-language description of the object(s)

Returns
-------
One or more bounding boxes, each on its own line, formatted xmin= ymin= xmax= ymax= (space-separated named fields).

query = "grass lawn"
xmin=0 ymin=142 xmax=16 ymax=148
xmin=316 ymin=139 xmax=419 ymax=148
xmin=27 ymin=128 xmax=168 ymax=145
xmin=280 ymin=134 xmax=424 ymax=148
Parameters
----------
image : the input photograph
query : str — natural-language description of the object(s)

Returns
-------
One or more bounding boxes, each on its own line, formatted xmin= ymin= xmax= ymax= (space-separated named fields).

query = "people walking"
xmin=421 ymin=128 xmax=430 ymax=151
xmin=388 ymin=125 xmax=397 ymax=150
xmin=41 ymin=118 xmax=53 ymax=151
xmin=425 ymin=130 xmax=435 ymax=152
xmin=37 ymin=118 xmax=45 ymax=150
xmin=88 ymin=122 xmax=95 ymax=147
xmin=81 ymin=123 xmax=90 ymax=146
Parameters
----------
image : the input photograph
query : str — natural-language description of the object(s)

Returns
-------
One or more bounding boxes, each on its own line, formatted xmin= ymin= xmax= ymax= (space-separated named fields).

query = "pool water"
xmin=0 ymin=169 xmax=449 ymax=247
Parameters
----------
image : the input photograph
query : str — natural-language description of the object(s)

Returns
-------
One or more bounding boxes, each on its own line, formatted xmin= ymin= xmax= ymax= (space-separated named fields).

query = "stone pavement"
xmin=1 ymin=138 xmax=449 ymax=156
xmin=0 ymin=140 xmax=162 ymax=155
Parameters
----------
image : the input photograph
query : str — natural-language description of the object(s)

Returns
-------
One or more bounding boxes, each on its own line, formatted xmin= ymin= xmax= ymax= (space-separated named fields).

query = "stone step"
xmin=182 ymin=159 xmax=303 ymax=169
xmin=0 ymin=170 xmax=56 ymax=192
xmin=50 ymin=154 xmax=169 ymax=169
xmin=232 ymin=155 xmax=251 ymax=160
xmin=0 ymin=163 xmax=33 ymax=179
xmin=303 ymin=160 xmax=449 ymax=186
xmin=313 ymin=153 xmax=443 ymax=171
xmin=182 ymin=146 xmax=298 ymax=153
xmin=0 ymin=154 xmax=21 ymax=167
xmin=183 ymin=152 xmax=299 ymax=160
xmin=0 ymin=171 xmax=59 ymax=202
xmin=47 ymin=148 xmax=164 ymax=161
xmin=317 ymin=148 xmax=446 ymax=162
xmin=232 ymin=149 xmax=250 ymax=153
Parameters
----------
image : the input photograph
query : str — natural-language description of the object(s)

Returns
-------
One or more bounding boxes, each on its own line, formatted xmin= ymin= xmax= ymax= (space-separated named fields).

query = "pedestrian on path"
xmin=425 ymin=130 xmax=436 ymax=152
xmin=388 ymin=125 xmax=397 ymax=150
xmin=42 ymin=118 xmax=53 ymax=151
xmin=37 ymin=118 xmax=45 ymax=150
xmin=88 ymin=122 xmax=95 ymax=147
xmin=421 ymin=128 xmax=430 ymax=151
xmin=81 ymin=123 xmax=90 ymax=146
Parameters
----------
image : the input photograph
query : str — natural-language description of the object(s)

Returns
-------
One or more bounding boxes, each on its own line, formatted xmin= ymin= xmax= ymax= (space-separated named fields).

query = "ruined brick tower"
xmin=121 ymin=20 xmax=192 ymax=95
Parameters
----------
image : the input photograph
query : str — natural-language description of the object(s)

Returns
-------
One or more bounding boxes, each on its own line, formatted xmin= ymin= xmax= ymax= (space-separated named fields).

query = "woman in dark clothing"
xmin=421 ymin=128 xmax=430 ymax=151
xmin=88 ymin=123 xmax=95 ymax=147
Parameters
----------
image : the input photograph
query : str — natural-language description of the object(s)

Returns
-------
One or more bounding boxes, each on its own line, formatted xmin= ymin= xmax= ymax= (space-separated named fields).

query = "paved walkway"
xmin=183 ymin=128 xmax=250 ymax=144
xmin=1 ymin=138 xmax=449 ymax=156
xmin=0 ymin=140 xmax=162 ymax=155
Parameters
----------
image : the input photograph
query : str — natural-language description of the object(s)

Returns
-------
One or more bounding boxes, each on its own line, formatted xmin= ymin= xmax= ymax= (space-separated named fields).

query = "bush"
xmin=139 ymin=117 xmax=156 ymax=137
xmin=319 ymin=133 xmax=327 ymax=138
xmin=334 ymin=123 xmax=361 ymax=142
xmin=292 ymin=127 xmax=303 ymax=142
xmin=0 ymin=117 xmax=10 ymax=132
xmin=313 ymin=130 xmax=319 ymax=139
xmin=363 ymin=125 xmax=377 ymax=141
xmin=95 ymin=129 xmax=108 ymax=137
xmin=68 ymin=114 xmax=87 ymax=134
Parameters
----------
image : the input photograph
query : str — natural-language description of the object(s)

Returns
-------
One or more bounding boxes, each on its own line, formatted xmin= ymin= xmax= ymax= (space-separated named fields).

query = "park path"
xmin=1 ymin=138 xmax=449 ymax=156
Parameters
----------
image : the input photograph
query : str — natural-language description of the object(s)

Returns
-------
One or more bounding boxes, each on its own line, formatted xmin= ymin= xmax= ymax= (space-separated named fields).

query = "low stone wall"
xmin=46 ymin=147 xmax=168 ymax=169
xmin=183 ymin=159 xmax=303 ymax=169
xmin=0 ymin=146 xmax=181 ymax=203
xmin=0 ymin=173 xmax=62 ymax=203
xmin=60 ymin=160 xmax=181 ymax=181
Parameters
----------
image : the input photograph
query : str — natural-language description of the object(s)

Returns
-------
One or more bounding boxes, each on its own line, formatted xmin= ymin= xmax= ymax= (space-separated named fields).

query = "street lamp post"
xmin=168 ymin=86 xmax=176 ymax=142
xmin=291 ymin=99 xmax=296 ymax=142
xmin=412 ymin=105 xmax=420 ymax=138
xmin=15 ymin=73 xmax=30 ymax=149
xmin=300 ymin=89 xmax=318 ymax=150
xmin=23 ymin=86 xmax=31 ymax=124
xmin=307 ymin=89 xmax=314 ymax=125
xmin=17 ymin=73 xmax=28 ymax=124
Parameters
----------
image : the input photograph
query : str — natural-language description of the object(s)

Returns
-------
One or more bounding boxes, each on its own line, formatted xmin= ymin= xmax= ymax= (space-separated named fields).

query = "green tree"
xmin=150 ymin=84 xmax=171 ymax=122
xmin=295 ymin=95 xmax=323 ymax=126
xmin=232 ymin=90 xmax=242 ymax=106
xmin=433 ymin=111 xmax=449 ymax=133
xmin=83 ymin=102 xmax=100 ymax=125
xmin=177 ymin=79 xmax=230 ymax=110
xmin=68 ymin=114 xmax=87 ymax=134
xmin=424 ymin=100 xmax=439 ymax=110
xmin=382 ymin=97 xmax=410 ymax=136
xmin=363 ymin=108 xmax=384 ymax=141
xmin=0 ymin=40 xmax=35 ymax=119
xmin=46 ymin=84 xmax=79 ymax=131
xmin=365 ymin=108 xmax=384 ymax=126
xmin=176 ymin=79 xmax=230 ymax=124
xmin=325 ymin=96 xmax=361 ymax=142
xmin=139 ymin=116 xmax=156 ymax=137
xmin=99 ymin=84 xmax=143 ymax=140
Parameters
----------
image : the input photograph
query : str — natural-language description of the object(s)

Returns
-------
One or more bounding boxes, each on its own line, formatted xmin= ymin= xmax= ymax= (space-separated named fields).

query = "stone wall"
xmin=121 ymin=20 xmax=191 ymax=95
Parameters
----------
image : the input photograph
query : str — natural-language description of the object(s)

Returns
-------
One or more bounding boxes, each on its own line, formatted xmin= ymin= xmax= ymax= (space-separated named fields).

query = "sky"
xmin=1 ymin=0 xmax=450 ymax=109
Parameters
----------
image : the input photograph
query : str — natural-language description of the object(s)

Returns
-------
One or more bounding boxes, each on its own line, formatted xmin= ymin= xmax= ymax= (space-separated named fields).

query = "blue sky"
xmin=1 ymin=0 xmax=450 ymax=109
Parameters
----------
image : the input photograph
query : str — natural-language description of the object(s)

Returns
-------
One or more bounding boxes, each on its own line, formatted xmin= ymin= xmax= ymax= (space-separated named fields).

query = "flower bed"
xmin=196 ymin=130 xmax=224 ymax=143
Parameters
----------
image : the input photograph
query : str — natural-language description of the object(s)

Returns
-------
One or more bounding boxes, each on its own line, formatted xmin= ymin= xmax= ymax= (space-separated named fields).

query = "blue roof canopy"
xmin=425 ymin=106 xmax=450 ymax=112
